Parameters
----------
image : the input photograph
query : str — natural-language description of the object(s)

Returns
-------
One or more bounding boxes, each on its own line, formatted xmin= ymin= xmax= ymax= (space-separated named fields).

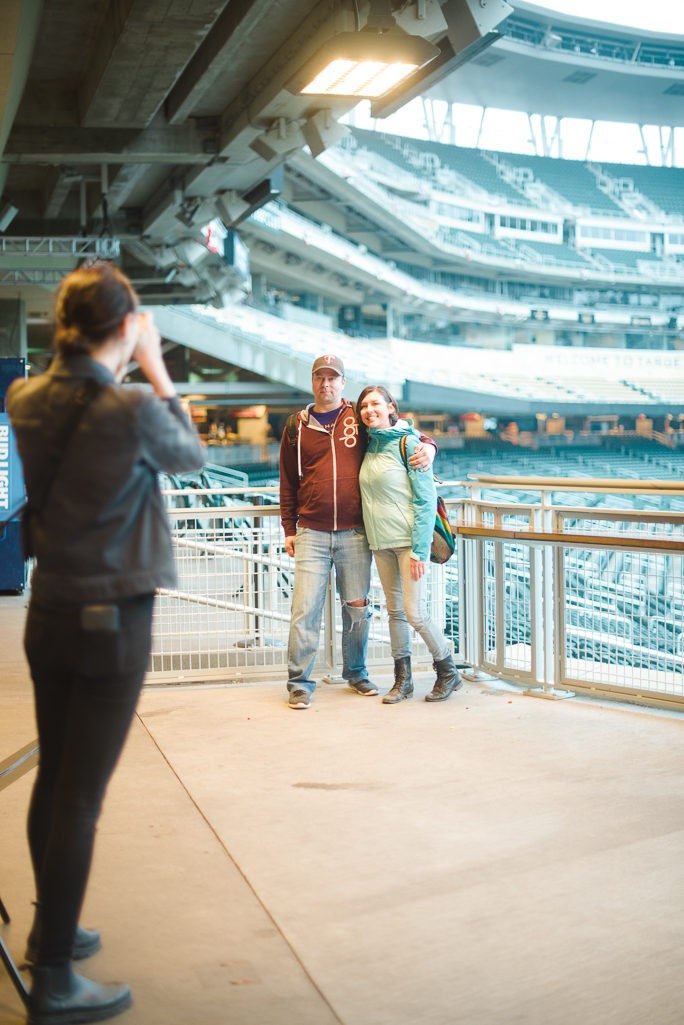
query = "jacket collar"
xmin=47 ymin=351 xmax=116 ymax=386
xmin=368 ymin=418 xmax=414 ymax=443
xmin=299 ymin=398 xmax=352 ymax=426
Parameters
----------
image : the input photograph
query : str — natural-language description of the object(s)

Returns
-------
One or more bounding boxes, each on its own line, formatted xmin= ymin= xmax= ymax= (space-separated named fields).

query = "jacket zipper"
xmin=304 ymin=403 xmax=349 ymax=532
xmin=330 ymin=408 xmax=347 ymax=531
xmin=329 ymin=404 xmax=349 ymax=531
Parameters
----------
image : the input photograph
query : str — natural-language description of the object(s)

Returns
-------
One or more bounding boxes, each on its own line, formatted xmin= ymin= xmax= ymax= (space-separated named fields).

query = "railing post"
xmin=252 ymin=495 xmax=262 ymax=643
xmin=322 ymin=570 xmax=344 ymax=684
xmin=462 ymin=484 xmax=488 ymax=680
xmin=525 ymin=489 xmax=574 ymax=701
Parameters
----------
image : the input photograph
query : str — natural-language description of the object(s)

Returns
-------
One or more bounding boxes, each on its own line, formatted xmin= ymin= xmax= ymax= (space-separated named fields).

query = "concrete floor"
xmin=2 ymin=594 xmax=684 ymax=1025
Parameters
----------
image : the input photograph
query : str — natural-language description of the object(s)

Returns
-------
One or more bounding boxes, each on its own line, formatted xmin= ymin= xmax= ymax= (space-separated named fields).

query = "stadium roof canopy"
xmin=425 ymin=0 xmax=684 ymax=125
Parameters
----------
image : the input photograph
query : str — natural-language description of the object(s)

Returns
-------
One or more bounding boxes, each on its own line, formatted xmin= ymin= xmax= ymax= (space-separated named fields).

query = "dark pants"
xmin=24 ymin=592 xmax=155 ymax=965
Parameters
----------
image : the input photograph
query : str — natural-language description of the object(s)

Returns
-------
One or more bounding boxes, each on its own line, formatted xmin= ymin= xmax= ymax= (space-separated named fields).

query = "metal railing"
xmin=148 ymin=487 xmax=460 ymax=686
xmin=150 ymin=478 xmax=684 ymax=709
xmin=456 ymin=475 xmax=684 ymax=709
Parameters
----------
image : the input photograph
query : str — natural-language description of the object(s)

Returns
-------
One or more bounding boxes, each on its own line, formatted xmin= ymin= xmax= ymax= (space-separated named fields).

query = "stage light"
xmin=286 ymin=1 xmax=439 ymax=99
xmin=0 ymin=203 xmax=19 ymax=232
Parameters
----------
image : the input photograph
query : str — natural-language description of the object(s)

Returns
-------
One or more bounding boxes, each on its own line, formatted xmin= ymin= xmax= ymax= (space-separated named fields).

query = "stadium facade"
xmin=0 ymin=0 xmax=683 ymax=430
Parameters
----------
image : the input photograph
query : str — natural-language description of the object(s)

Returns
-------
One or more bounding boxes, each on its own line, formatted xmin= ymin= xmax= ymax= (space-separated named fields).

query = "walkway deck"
xmin=2 ymin=595 xmax=684 ymax=1025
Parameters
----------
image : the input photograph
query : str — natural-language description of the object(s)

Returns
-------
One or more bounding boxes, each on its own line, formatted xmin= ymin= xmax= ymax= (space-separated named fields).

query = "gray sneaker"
xmin=348 ymin=679 xmax=379 ymax=696
xmin=288 ymin=689 xmax=311 ymax=709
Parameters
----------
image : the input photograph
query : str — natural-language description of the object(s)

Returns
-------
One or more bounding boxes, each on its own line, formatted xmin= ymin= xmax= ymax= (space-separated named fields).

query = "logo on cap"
xmin=323 ymin=355 xmax=335 ymax=363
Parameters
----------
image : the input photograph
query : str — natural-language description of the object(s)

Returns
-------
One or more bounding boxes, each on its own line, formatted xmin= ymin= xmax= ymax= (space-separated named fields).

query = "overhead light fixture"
xmin=544 ymin=30 xmax=562 ymax=49
xmin=0 ymin=202 xmax=19 ymax=232
xmin=286 ymin=0 xmax=439 ymax=99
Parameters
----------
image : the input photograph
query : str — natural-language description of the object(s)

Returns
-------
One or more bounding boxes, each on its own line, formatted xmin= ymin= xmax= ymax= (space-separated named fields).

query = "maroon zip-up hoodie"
xmin=279 ymin=400 xmax=436 ymax=537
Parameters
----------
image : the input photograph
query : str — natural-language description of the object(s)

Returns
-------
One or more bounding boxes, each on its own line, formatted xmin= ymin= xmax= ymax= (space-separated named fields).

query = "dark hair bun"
xmin=53 ymin=262 xmax=138 ymax=354
xmin=52 ymin=323 xmax=90 ymax=355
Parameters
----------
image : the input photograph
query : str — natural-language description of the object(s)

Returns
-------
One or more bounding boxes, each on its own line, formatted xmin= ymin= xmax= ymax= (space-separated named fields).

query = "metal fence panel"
xmin=147 ymin=495 xmax=462 ymax=685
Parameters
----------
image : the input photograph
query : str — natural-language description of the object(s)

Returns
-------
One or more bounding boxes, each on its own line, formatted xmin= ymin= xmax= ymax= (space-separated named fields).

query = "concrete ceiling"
xmin=0 ymin=0 xmax=510 ymax=304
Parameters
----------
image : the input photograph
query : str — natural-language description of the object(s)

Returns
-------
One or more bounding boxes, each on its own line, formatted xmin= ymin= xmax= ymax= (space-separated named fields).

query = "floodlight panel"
xmin=301 ymin=59 xmax=418 ymax=97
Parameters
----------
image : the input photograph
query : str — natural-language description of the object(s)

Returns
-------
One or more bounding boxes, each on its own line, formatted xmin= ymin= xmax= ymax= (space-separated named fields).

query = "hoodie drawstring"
xmin=297 ymin=419 xmax=303 ymax=479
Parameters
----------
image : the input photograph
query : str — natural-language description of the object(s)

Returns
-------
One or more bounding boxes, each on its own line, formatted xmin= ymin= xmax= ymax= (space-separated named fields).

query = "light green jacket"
xmin=358 ymin=419 xmax=436 ymax=562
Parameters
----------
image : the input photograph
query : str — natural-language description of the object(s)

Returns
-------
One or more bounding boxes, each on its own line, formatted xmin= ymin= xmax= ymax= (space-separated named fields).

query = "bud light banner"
xmin=0 ymin=412 xmax=24 ymax=521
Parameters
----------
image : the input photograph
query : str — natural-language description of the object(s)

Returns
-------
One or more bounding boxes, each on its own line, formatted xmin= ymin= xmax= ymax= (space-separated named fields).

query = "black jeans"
xmin=24 ymin=592 xmax=155 ymax=965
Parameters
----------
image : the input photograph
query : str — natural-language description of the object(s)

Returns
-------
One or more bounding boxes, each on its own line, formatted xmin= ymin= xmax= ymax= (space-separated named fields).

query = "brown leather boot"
xmin=382 ymin=656 xmax=414 ymax=704
xmin=425 ymin=653 xmax=463 ymax=702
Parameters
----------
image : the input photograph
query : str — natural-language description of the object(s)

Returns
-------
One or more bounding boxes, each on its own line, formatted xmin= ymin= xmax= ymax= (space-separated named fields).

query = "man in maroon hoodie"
xmin=280 ymin=355 xmax=435 ymax=709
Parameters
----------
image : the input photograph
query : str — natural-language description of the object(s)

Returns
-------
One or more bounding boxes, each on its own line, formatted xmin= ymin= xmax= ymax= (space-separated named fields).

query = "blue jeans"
xmin=288 ymin=527 xmax=372 ymax=694
xmin=373 ymin=546 xmax=449 ymax=662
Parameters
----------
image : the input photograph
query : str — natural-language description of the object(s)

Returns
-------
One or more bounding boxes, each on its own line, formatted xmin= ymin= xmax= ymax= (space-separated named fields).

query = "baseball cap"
xmin=312 ymin=354 xmax=345 ymax=377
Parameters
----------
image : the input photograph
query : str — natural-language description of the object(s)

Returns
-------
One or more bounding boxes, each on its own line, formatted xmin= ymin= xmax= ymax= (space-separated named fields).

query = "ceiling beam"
xmin=78 ymin=0 xmax=229 ymax=128
xmin=165 ymin=0 xmax=261 ymax=126
xmin=3 ymin=123 xmax=219 ymax=163
xmin=42 ymin=167 xmax=78 ymax=217
xmin=0 ymin=0 xmax=43 ymax=196
xmin=138 ymin=2 xmax=357 ymax=238
xmin=107 ymin=162 xmax=152 ymax=213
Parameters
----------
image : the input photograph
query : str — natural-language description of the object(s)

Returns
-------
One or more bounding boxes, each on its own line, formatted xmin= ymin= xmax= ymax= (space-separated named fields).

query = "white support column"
xmin=475 ymin=107 xmax=487 ymax=150
xmin=638 ymin=125 xmax=651 ymax=165
xmin=448 ymin=103 xmax=456 ymax=146
xmin=422 ymin=97 xmax=439 ymax=142
xmin=660 ymin=126 xmax=675 ymax=168
xmin=528 ymin=113 xmax=539 ymax=156
xmin=552 ymin=118 xmax=562 ymax=159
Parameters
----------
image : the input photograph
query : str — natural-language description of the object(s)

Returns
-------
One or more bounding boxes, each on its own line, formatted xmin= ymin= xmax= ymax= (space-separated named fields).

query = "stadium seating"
xmin=499 ymin=153 xmax=623 ymax=214
xmin=191 ymin=304 xmax=681 ymax=408
xmin=440 ymin=226 xmax=517 ymax=258
xmin=512 ymin=239 xmax=594 ymax=265
xmin=599 ymin=163 xmax=684 ymax=218
xmin=588 ymin=248 xmax=660 ymax=269
xmin=351 ymin=129 xmax=527 ymax=205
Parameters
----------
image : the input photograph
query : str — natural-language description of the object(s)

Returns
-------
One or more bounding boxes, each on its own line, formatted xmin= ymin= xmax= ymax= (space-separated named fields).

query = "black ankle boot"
xmin=425 ymin=653 xmax=463 ymax=702
xmin=28 ymin=963 xmax=131 ymax=1025
xmin=26 ymin=925 xmax=101 ymax=965
xmin=383 ymin=656 xmax=414 ymax=704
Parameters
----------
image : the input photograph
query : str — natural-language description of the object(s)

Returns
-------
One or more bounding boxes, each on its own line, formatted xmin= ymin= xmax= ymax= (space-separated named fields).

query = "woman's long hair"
xmin=356 ymin=385 xmax=399 ymax=434
xmin=53 ymin=262 xmax=138 ymax=355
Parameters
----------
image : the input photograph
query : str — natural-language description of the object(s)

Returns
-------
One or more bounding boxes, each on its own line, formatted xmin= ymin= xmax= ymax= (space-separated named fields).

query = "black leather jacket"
xmin=7 ymin=352 xmax=204 ymax=603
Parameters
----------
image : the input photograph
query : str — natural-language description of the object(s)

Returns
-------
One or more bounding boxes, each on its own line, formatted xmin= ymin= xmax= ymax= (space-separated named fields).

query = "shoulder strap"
xmin=31 ymin=378 xmax=104 ymax=514
xmin=398 ymin=434 xmax=409 ymax=471
xmin=286 ymin=412 xmax=299 ymax=449
xmin=399 ymin=434 xmax=442 ymax=484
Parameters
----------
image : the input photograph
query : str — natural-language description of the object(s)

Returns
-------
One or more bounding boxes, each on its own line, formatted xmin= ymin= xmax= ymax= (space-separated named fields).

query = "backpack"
xmin=398 ymin=434 xmax=455 ymax=565
xmin=285 ymin=412 xmax=299 ymax=448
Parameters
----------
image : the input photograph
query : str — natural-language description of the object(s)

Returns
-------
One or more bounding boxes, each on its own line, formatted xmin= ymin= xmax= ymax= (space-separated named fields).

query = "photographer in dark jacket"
xmin=7 ymin=263 xmax=204 ymax=1025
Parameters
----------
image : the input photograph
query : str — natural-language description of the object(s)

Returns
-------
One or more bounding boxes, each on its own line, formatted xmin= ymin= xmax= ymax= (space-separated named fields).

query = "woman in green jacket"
xmin=357 ymin=385 xmax=462 ymax=704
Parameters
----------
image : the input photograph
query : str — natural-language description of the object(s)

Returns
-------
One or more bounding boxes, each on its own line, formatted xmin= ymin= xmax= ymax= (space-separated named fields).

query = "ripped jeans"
xmin=287 ymin=526 xmax=372 ymax=694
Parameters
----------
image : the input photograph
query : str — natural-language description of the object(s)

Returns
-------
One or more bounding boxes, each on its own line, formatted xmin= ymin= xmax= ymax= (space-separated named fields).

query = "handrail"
xmin=165 ymin=504 xmax=281 ymax=517
xmin=160 ymin=486 xmax=278 ymax=496
xmin=469 ymin=474 xmax=684 ymax=491
xmin=455 ymin=524 xmax=684 ymax=553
